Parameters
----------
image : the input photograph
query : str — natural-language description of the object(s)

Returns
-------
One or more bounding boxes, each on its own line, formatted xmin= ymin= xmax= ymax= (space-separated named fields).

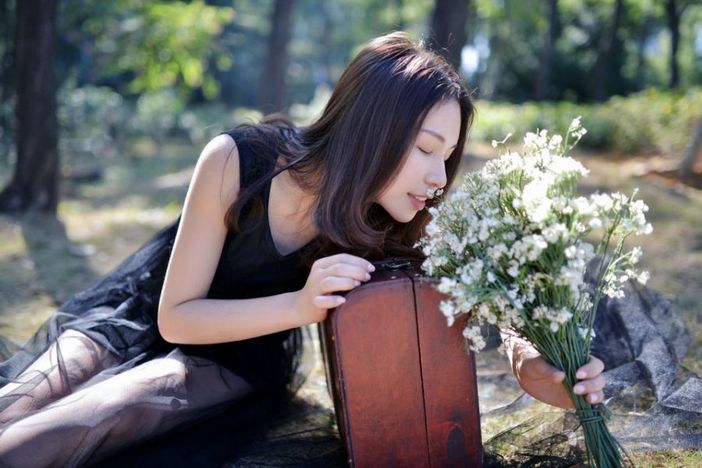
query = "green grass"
xmin=629 ymin=449 xmax=702 ymax=467
xmin=0 ymin=138 xmax=700 ymax=465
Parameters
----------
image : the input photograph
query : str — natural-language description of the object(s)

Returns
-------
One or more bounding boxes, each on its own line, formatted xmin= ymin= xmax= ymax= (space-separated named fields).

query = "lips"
xmin=408 ymin=193 xmax=426 ymax=210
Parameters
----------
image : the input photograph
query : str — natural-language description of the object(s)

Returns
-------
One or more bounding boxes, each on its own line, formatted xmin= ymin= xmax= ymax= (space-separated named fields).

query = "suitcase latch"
xmin=379 ymin=259 xmax=413 ymax=271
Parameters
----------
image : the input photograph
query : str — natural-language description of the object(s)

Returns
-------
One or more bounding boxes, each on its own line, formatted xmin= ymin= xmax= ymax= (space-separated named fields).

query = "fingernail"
xmin=365 ymin=273 xmax=371 ymax=280
xmin=337 ymin=297 xmax=346 ymax=304
xmin=573 ymin=384 xmax=584 ymax=394
xmin=354 ymin=280 xmax=361 ymax=286
xmin=588 ymin=394 xmax=598 ymax=403
xmin=368 ymin=264 xmax=375 ymax=272
xmin=576 ymin=371 xmax=586 ymax=379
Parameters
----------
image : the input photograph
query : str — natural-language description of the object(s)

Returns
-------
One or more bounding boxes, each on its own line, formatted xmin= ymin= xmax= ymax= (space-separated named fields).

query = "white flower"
xmin=589 ymin=218 xmax=602 ymax=229
xmin=419 ymin=120 xmax=652 ymax=360
xmin=549 ymin=134 xmax=563 ymax=148
xmin=556 ymin=308 xmax=573 ymax=323
xmin=437 ymin=277 xmax=457 ymax=294
xmin=637 ymin=270 xmax=650 ymax=285
xmin=568 ymin=116 xmax=582 ymax=133
xmin=462 ymin=326 xmax=486 ymax=351
xmin=573 ymin=197 xmax=593 ymax=216
xmin=638 ymin=223 xmax=653 ymax=235
xmin=507 ymin=260 xmax=520 ymax=278
xmin=440 ymin=300 xmax=455 ymax=319
xmin=542 ymin=223 xmax=569 ymax=243
xmin=631 ymin=245 xmax=643 ymax=264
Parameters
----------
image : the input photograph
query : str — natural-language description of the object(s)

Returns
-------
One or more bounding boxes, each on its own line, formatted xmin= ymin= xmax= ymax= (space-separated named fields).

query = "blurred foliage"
xmin=59 ymin=0 xmax=234 ymax=98
xmin=469 ymin=0 xmax=702 ymax=101
xmin=57 ymin=83 xmax=127 ymax=157
xmin=472 ymin=88 xmax=702 ymax=154
xmin=1 ymin=0 xmax=701 ymax=174
xmin=1 ymin=0 xmax=700 ymax=108
xmin=54 ymin=84 xmax=258 ymax=172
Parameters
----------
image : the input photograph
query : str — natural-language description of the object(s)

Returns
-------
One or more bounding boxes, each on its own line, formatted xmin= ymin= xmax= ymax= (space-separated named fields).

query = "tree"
xmin=665 ymin=0 xmax=696 ymax=89
xmin=0 ymin=0 xmax=59 ymax=213
xmin=534 ymin=0 xmax=560 ymax=101
xmin=259 ymin=0 xmax=297 ymax=113
xmin=428 ymin=0 xmax=471 ymax=71
xmin=60 ymin=0 xmax=234 ymax=99
xmin=679 ymin=120 xmax=702 ymax=180
xmin=591 ymin=0 xmax=625 ymax=101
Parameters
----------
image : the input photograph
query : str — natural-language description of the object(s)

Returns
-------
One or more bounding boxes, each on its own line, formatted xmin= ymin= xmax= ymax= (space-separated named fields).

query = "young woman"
xmin=0 ymin=32 xmax=604 ymax=466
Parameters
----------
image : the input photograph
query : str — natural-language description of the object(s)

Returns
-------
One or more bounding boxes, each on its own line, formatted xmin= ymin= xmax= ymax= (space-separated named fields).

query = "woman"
xmin=0 ymin=32 xmax=604 ymax=466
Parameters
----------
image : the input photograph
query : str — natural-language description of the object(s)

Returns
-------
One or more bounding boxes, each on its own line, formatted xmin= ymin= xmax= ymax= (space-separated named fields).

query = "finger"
xmin=575 ymin=356 xmax=605 ymax=379
xmin=585 ymin=391 xmax=604 ymax=404
xmin=323 ymin=263 xmax=373 ymax=282
xmin=316 ymin=254 xmax=374 ymax=272
xmin=313 ymin=295 xmax=346 ymax=309
xmin=319 ymin=276 xmax=362 ymax=294
xmin=573 ymin=374 xmax=606 ymax=395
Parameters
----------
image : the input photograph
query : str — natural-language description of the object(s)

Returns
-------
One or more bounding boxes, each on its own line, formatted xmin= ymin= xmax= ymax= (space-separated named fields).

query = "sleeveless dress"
xmin=0 ymin=126 xmax=319 ymax=466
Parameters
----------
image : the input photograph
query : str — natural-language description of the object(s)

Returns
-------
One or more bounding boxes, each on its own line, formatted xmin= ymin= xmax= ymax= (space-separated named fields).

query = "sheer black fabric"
xmin=0 ymin=123 xmax=699 ymax=465
xmin=480 ymin=279 xmax=702 ymax=466
xmin=0 ymin=126 xmax=316 ymax=466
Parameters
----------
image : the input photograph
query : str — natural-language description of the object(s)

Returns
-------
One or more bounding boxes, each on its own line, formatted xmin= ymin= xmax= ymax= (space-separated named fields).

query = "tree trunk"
xmin=428 ymin=0 xmax=471 ymax=72
xmin=679 ymin=120 xmax=702 ymax=179
xmin=0 ymin=0 xmax=59 ymax=214
xmin=318 ymin=1 xmax=333 ymax=87
xmin=393 ymin=0 xmax=405 ymax=31
xmin=259 ymin=0 xmax=296 ymax=114
xmin=635 ymin=18 xmax=653 ymax=91
xmin=534 ymin=0 xmax=560 ymax=101
xmin=666 ymin=0 xmax=681 ymax=89
xmin=592 ymin=0 xmax=624 ymax=102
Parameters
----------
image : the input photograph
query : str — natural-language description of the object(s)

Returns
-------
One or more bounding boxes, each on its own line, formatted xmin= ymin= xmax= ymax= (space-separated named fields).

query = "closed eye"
xmin=416 ymin=146 xmax=431 ymax=155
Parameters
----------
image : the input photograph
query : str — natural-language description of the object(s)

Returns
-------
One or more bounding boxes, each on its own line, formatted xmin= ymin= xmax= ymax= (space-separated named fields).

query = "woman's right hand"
xmin=294 ymin=253 xmax=375 ymax=325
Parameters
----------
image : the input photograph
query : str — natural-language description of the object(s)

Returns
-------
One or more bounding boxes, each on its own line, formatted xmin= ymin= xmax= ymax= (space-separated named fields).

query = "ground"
xmin=0 ymin=140 xmax=700 ymax=466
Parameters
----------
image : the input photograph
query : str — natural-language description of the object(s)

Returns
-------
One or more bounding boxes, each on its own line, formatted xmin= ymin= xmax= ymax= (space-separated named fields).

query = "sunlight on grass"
xmin=630 ymin=449 xmax=702 ymax=467
xmin=0 ymin=139 xmax=699 ymax=463
xmin=0 ymin=297 xmax=54 ymax=344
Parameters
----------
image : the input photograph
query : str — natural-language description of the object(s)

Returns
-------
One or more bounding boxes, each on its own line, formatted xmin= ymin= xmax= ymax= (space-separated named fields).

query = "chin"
xmin=389 ymin=210 xmax=417 ymax=223
xmin=376 ymin=200 xmax=417 ymax=223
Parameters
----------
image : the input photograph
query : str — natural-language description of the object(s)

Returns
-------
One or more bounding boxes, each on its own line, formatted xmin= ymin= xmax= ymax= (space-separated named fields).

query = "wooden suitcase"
xmin=318 ymin=258 xmax=483 ymax=467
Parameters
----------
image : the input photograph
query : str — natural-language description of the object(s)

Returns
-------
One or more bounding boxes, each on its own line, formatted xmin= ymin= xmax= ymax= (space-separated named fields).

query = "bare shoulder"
xmin=194 ymin=133 xmax=241 ymax=210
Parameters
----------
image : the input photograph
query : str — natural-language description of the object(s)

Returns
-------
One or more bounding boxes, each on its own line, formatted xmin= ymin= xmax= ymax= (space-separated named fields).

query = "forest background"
xmin=0 ymin=1 xmax=701 ymax=466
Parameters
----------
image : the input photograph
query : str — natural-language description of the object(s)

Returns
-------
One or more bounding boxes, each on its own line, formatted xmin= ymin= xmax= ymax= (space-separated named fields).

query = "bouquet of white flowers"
xmin=418 ymin=118 xmax=652 ymax=468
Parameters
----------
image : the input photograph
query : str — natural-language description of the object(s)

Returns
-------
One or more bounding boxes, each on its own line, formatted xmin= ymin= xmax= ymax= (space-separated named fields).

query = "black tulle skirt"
xmin=0 ymin=218 xmax=308 ymax=467
xmin=1 ymin=218 xmax=701 ymax=466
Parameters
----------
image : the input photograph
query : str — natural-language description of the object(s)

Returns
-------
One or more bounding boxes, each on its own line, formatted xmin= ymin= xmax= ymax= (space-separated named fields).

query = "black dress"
xmin=0 ymin=126 xmax=319 ymax=466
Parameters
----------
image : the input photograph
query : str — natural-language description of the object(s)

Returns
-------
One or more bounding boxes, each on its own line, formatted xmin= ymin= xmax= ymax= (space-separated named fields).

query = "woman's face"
xmin=375 ymin=98 xmax=461 ymax=223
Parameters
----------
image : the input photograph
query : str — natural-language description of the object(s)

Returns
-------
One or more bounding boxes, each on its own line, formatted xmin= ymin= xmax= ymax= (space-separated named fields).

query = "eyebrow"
xmin=420 ymin=129 xmax=457 ymax=149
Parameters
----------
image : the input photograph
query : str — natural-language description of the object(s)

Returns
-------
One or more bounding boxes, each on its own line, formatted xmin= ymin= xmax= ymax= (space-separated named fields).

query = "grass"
xmin=0 ymin=137 xmax=700 ymax=466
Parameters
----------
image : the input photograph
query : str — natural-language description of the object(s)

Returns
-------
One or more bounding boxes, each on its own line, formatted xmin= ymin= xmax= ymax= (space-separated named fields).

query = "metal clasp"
xmin=375 ymin=258 xmax=414 ymax=271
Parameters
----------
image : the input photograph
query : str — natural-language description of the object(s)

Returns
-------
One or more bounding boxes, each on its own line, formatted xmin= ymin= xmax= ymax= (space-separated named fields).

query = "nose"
xmin=426 ymin=157 xmax=447 ymax=191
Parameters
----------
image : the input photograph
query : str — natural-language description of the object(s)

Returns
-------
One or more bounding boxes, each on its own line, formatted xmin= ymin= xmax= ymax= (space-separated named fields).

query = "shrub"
xmin=471 ymin=88 xmax=702 ymax=155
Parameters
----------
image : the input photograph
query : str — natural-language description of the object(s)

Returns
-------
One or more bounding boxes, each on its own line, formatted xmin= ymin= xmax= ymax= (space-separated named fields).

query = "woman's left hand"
xmin=509 ymin=337 xmax=606 ymax=409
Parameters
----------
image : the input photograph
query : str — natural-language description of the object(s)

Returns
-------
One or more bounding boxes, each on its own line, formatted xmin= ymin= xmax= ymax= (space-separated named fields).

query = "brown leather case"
xmin=318 ymin=259 xmax=483 ymax=467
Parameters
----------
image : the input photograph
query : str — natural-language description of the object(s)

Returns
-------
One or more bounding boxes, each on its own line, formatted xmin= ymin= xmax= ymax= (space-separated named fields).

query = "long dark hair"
xmin=225 ymin=31 xmax=475 ymax=264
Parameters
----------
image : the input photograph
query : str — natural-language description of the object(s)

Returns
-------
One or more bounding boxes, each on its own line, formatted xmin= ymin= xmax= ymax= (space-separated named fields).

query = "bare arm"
xmin=157 ymin=134 xmax=374 ymax=345
xmin=157 ymin=134 xmax=304 ymax=344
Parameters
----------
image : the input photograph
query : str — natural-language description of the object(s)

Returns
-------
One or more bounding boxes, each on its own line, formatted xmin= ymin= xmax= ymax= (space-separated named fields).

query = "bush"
xmin=58 ymin=84 xmax=129 ymax=167
xmin=131 ymin=89 xmax=185 ymax=143
xmin=471 ymin=88 xmax=702 ymax=155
